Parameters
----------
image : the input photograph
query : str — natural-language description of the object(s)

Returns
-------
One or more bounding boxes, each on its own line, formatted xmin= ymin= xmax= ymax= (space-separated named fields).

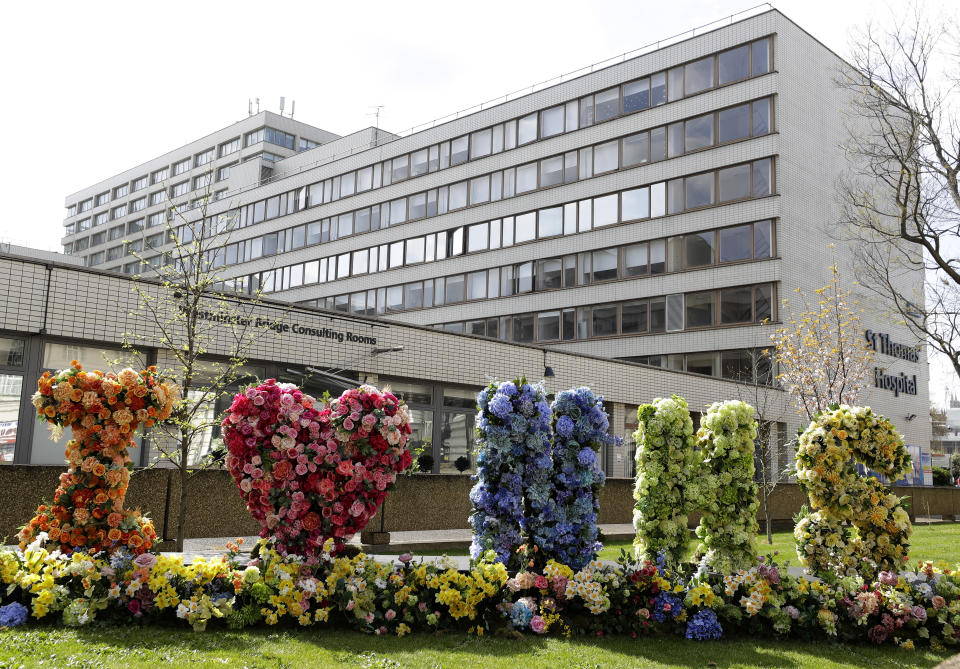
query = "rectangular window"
xmin=518 ymin=113 xmax=537 ymax=145
xmin=754 ymin=220 xmax=773 ymax=258
xmin=622 ymin=78 xmax=649 ymax=112
xmin=390 ymin=241 xmax=404 ymax=267
xmin=753 ymin=158 xmax=772 ymax=196
xmin=623 ymin=243 xmax=648 ymax=276
xmin=540 ymin=156 xmax=563 ymax=187
xmin=685 ymin=56 xmax=714 ymax=94
xmin=409 ymin=193 xmax=426 ymax=220
xmin=621 ymin=301 xmax=648 ymax=333
xmin=622 ymin=132 xmax=649 ymax=167
xmin=685 ymin=231 xmax=715 ymax=267
xmin=392 ymin=155 xmax=409 ymax=182
xmin=411 ymin=149 xmax=429 ymax=176
xmin=621 ymin=187 xmax=649 ymax=220
xmin=449 ymin=182 xmax=467 ymax=210
xmin=538 ymin=207 xmax=562 ymax=237
xmin=719 ymin=45 xmax=750 ymax=84
xmin=451 ymin=136 xmax=469 ymax=164
xmin=592 ymin=248 xmax=618 ymax=281
xmin=665 ymin=294 xmax=684 ymax=331
xmin=173 ymin=159 xmax=190 ymax=176
xmin=386 ymin=286 xmax=403 ymax=311
xmin=467 ymin=223 xmax=488 ymax=252
xmin=112 ymin=204 xmax=126 ymax=219
xmin=466 ymin=271 xmax=486 ymax=300
xmin=537 ymin=311 xmax=561 ymax=341
xmin=668 ymin=66 xmax=683 ymax=102
xmin=133 ymin=176 xmax=148 ymax=191
xmin=195 ymin=149 xmax=214 ymax=167
xmin=540 ymin=106 xmax=564 ymax=137
xmin=219 ymin=137 xmax=241 ymax=156
xmin=685 ymin=172 xmax=715 ymax=209
xmin=563 ymin=151 xmax=577 ymax=183
xmin=470 ymin=129 xmax=492 ymax=158
xmin=592 ymin=305 xmax=617 ymax=337
xmin=96 ymin=192 xmax=110 ymax=206
xmin=470 ymin=175 xmax=490 ymax=204
xmin=718 ymin=103 xmax=751 ymax=143
xmin=755 ymin=284 xmax=772 ymax=321
xmin=108 ymin=225 xmax=124 ymax=240
xmin=217 ymin=165 xmax=232 ymax=181
xmin=150 ymin=190 xmax=166 ymax=205
xmin=668 ymin=122 xmax=683 ymax=158
xmin=357 ymin=166 xmax=373 ymax=191
xmin=516 ymin=163 xmax=537 ymax=193
xmin=390 ymin=198 xmax=407 ymax=225
xmin=719 ymin=224 xmax=753 ymax=262
xmin=594 ymin=88 xmax=619 ymax=122
xmin=752 ymin=38 xmax=770 ymax=75
xmin=718 ymin=163 xmax=751 ymax=202
xmin=538 ymin=258 xmax=563 ymax=290
xmin=650 ymin=127 xmax=666 ymax=162
xmin=685 ymin=113 xmax=714 ymax=151
xmin=298 ymin=138 xmax=318 ymax=152
xmin=753 ymin=98 xmax=771 ymax=136
xmin=515 ymin=212 xmax=536 ymax=243
xmin=446 ymin=274 xmax=465 ymax=303
xmin=152 ymin=168 xmax=169 ymax=184
xmin=352 ymin=249 xmax=369 ymax=274
xmin=404 ymin=282 xmax=423 ymax=309
xmin=720 ymin=286 xmax=754 ymax=323
xmin=593 ymin=194 xmax=618 ymax=227
xmin=668 ymin=179 xmax=683 ymax=214
xmin=686 ymin=352 xmax=717 ymax=377
xmin=565 ymin=101 xmax=578 ymax=132
xmin=651 ymin=72 xmax=666 ymax=106
xmin=264 ymin=128 xmax=295 ymax=149
xmin=594 ymin=140 xmax=618 ymax=173
xmin=340 ymin=171 xmax=355 ymax=197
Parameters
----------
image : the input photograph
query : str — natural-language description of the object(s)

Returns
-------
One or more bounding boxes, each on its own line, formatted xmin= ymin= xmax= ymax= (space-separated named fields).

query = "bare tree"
xmin=734 ymin=348 xmax=793 ymax=545
xmin=838 ymin=8 xmax=960 ymax=382
xmin=124 ymin=176 xmax=278 ymax=551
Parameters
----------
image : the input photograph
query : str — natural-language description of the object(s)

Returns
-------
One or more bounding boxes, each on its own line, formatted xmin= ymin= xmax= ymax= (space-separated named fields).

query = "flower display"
xmin=632 ymin=396 xmax=704 ymax=567
xmin=222 ymin=381 xmax=413 ymax=561
xmin=540 ymin=387 xmax=610 ymax=570
xmin=794 ymin=405 xmax=912 ymax=579
xmin=693 ymin=400 xmax=760 ymax=574
xmin=19 ymin=361 xmax=178 ymax=556
xmin=469 ymin=378 xmax=552 ymax=568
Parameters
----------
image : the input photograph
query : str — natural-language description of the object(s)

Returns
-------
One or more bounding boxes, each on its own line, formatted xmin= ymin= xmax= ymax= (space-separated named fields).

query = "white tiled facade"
xmin=34 ymin=9 xmax=930 ymax=476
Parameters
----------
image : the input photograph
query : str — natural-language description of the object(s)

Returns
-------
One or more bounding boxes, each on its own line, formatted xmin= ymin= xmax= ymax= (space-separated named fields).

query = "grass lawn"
xmin=368 ymin=523 xmax=960 ymax=565
xmin=0 ymin=625 xmax=951 ymax=669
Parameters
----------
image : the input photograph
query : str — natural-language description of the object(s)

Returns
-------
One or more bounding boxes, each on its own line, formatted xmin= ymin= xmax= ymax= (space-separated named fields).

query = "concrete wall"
xmin=3 ymin=467 xmax=958 ymax=545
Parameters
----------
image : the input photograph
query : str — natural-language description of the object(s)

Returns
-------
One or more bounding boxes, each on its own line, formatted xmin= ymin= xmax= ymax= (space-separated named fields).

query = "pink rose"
xmin=349 ymin=500 xmax=365 ymax=517
xmin=385 ymin=609 xmax=396 ymax=621
xmin=530 ymin=615 xmax=546 ymax=634
xmin=534 ymin=576 xmax=548 ymax=590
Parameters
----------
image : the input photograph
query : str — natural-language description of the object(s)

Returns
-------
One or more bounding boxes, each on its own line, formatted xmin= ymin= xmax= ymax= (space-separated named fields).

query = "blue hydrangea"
xmin=0 ymin=602 xmax=29 ymax=627
xmin=509 ymin=599 xmax=534 ymax=628
xmin=556 ymin=416 xmax=574 ymax=438
xmin=686 ymin=608 xmax=723 ymax=640
xmin=653 ymin=591 xmax=683 ymax=623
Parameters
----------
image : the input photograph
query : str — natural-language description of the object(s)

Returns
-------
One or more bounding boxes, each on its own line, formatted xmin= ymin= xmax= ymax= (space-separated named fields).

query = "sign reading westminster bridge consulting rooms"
xmin=191 ymin=307 xmax=378 ymax=346
xmin=865 ymin=329 xmax=920 ymax=397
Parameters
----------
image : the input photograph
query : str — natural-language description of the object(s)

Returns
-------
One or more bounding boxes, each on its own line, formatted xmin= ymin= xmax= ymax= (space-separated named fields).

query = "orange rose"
xmin=48 ymin=528 xmax=61 ymax=541
xmin=70 ymin=389 xmax=83 ymax=402
xmin=107 ymin=512 xmax=123 ymax=527
xmin=44 ymin=405 xmax=56 ymax=418
xmin=107 ymin=528 xmax=121 ymax=542
xmin=92 ymin=464 xmax=106 ymax=477
xmin=128 ymin=534 xmax=144 ymax=548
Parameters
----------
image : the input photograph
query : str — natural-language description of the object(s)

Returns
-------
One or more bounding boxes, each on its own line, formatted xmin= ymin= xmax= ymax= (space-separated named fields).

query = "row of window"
xmin=256 ymin=38 xmax=771 ymax=216
xmin=618 ymin=348 xmax=774 ymax=386
xmin=281 ymin=221 xmax=772 ymax=321
xmin=198 ymin=158 xmax=774 ymax=289
xmin=66 ymin=126 xmax=320 ymax=219
xmin=424 ymin=283 xmax=774 ymax=344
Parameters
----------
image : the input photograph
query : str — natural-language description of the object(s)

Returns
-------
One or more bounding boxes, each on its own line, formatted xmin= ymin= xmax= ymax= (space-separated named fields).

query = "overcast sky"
xmin=0 ymin=0 xmax=956 ymax=403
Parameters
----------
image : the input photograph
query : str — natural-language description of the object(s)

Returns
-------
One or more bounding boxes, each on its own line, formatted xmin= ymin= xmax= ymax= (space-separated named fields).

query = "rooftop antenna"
xmin=248 ymin=99 xmax=253 ymax=116
xmin=290 ymin=100 xmax=295 ymax=119
xmin=369 ymin=105 xmax=385 ymax=146
xmin=255 ymin=97 xmax=260 ymax=114
xmin=280 ymin=96 xmax=286 ymax=116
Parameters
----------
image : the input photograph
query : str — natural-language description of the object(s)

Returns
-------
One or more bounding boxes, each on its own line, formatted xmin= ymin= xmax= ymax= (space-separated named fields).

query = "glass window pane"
xmin=539 ymin=258 xmax=563 ymax=290
xmin=515 ymin=212 xmax=536 ymax=243
xmin=389 ymin=241 xmax=404 ymax=267
xmin=621 ymin=302 xmax=647 ymax=334
xmin=467 ymin=271 xmax=486 ymax=300
xmin=685 ymin=56 xmax=714 ymax=94
xmin=504 ymin=120 xmax=517 ymax=150
xmin=755 ymin=284 xmax=772 ymax=321
xmin=592 ymin=248 xmax=618 ymax=281
xmin=449 ymin=182 xmax=467 ymax=210
xmin=386 ymin=285 xmax=403 ymax=311
xmin=721 ymin=350 xmax=751 ymax=382
xmin=594 ymin=88 xmax=619 ymax=122
xmin=686 ymin=352 xmax=717 ymax=377
xmin=409 ymin=193 xmax=426 ymax=220
xmin=650 ymin=127 xmax=666 ymax=162
xmin=446 ymin=274 xmax=465 ymax=303
xmin=624 ymin=243 xmax=648 ymax=276
xmin=720 ymin=286 xmax=754 ymax=323
xmin=563 ymin=203 xmax=577 ymax=235
xmin=439 ymin=412 xmax=475 ymax=473
xmin=668 ymin=179 xmax=684 ymax=214
xmin=668 ymin=66 xmax=683 ymax=102
xmin=0 ymin=373 xmax=20 ymax=459
xmin=512 ymin=314 xmax=534 ymax=343
xmin=0 ymin=337 xmax=24 ymax=366
xmin=578 ymin=147 xmax=593 ymax=179
xmin=754 ymin=220 xmax=772 ymax=258
xmin=578 ymin=199 xmax=592 ymax=232
xmin=470 ymin=128 xmax=492 ymax=159
xmin=666 ymin=294 xmax=684 ymax=331
xmin=406 ymin=237 xmax=425 ymax=263
xmin=753 ymin=158 xmax=772 ymax=196
xmin=391 ymin=156 xmax=409 ymax=181
xmin=537 ymin=311 xmax=560 ymax=341
xmin=668 ymin=122 xmax=683 ymax=158
xmin=719 ymin=45 xmax=750 ymax=84
xmin=685 ymin=172 xmax=715 ymax=209
xmin=621 ymin=187 xmax=649 ymax=220
xmin=518 ymin=113 xmax=538 ymax=145
xmin=622 ymin=132 xmax=649 ymax=167
xmin=539 ymin=207 xmax=562 ymax=237
xmin=685 ymin=231 xmax=715 ymax=267
xmin=540 ymin=156 xmax=563 ymax=187
xmin=718 ymin=104 xmax=750 ymax=143
xmin=592 ymin=305 xmax=617 ymax=336
xmin=685 ymin=113 xmax=714 ymax=151
xmin=594 ymin=140 xmax=618 ymax=173
xmin=752 ymin=38 xmax=770 ymax=75
xmin=718 ymin=164 xmax=751 ymax=201
xmin=650 ymin=298 xmax=666 ymax=332
xmin=686 ymin=291 xmax=714 ymax=327
xmin=451 ymin=136 xmax=469 ymax=164
xmin=752 ymin=99 xmax=770 ymax=135
xmin=651 ymin=72 xmax=666 ymax=106
xmin=470 ymin=176 xmax=490 ymax=204
xmin=562 ymin=309 xmax=575 ymax=340
xmin=352 ymin=249 xmax=369 ymax=274
xmin=492 ymin=125 xmax=504 ymax=153
xmin=579 ymin=95 xmax=594 ymax=127
xmin=516 ymin=262 xmax=534 ymax=293
xmin=516 ymin=163 xmax=537 ymax=193
xmin=565 ymin=101 xmax=578 ymax=132
xmin=564 ymin=151 xmax=577 ymax=183
xmin=541 ymin=106 xmax=564 ymax=137
xmin=593 ymin=194 xmax=618 ymax=227
xmin=467 ymin=223 xmax=488 ymax=252
xmin=719 ymin=225 xmax=752 ymax=263
xmin=622 ymin=78 xmax=650 ymax=112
